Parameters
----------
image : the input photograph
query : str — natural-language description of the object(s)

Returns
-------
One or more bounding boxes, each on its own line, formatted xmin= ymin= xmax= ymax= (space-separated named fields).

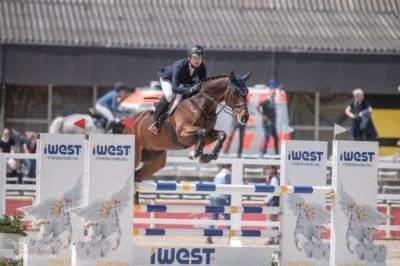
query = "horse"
xmin=49 ymin=110 xmax=129 ymax=134
xmin=119 ymin=71 xmax=250 ymax=182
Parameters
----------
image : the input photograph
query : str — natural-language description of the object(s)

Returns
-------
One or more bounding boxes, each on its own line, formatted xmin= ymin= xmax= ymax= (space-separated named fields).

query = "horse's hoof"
xmin=188 ymin=150 xmax=196 ymax=160
xmin=199 ymin=154 xmax=212 ymax=164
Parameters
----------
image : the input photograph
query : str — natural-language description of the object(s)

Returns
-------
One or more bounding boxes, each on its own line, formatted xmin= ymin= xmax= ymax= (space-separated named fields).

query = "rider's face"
xmin=188 ymin=55 xmax=203 ymax=68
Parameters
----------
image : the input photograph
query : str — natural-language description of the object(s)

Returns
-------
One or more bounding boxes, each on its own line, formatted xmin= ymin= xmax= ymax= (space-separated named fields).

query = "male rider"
xmin=148 ymin=45 xmax=207 ymax=135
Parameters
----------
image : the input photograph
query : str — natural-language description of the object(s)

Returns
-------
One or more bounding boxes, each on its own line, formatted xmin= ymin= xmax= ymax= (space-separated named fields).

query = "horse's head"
xmin=225 ymin=71 xmax=251 ymax=125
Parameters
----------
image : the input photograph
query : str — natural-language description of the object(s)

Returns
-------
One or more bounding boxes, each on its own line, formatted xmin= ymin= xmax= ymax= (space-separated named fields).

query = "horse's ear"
xmin=229 ymin=70 xmax=236 ymax=81
xmin=241 ymin=72 xmax=252 ymax=82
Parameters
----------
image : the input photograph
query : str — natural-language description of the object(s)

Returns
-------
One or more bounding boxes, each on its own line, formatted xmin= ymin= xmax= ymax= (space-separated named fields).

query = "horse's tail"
xmin=49 ymin=116 xmax=64 ymax=133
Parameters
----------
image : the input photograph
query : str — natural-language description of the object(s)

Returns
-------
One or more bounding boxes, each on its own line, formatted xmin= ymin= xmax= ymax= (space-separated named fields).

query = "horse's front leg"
xmin=199 ymin=130 xmax=226 ymax=164
xmin=188 ymin=128 xmax=207 ymax=160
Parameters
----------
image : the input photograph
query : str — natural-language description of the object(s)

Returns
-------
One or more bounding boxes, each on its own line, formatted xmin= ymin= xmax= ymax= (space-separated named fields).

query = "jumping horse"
xmin=118 ymin=71 xmax=250 ymax=184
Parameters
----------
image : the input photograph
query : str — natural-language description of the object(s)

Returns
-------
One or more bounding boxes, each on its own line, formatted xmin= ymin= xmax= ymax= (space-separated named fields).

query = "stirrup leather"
xmin=148 ymin=121 xmax=160 ymax=135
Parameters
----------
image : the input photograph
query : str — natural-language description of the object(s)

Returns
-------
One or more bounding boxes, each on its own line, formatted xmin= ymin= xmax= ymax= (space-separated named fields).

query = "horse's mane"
xmin=200 ymin=74 xmax=229 ymax=86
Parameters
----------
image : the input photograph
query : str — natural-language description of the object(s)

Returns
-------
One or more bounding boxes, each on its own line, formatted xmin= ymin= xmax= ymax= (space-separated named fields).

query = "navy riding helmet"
xmin=187 ymin=45 xmax=205 ymax=57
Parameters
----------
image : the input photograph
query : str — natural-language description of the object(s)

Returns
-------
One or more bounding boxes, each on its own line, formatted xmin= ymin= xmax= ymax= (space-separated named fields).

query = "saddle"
xmin=88 ymin=108 xmax=107 ymax=129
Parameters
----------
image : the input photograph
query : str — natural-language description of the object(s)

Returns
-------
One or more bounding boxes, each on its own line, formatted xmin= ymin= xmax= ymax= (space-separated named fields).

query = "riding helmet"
xmin=188 ymin=45 xmax=205 ymax=57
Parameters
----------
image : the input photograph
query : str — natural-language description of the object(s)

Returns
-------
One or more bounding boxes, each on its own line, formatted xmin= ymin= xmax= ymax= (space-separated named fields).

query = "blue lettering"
xmin=150 ymin=250 xmax=155 ymax=264
xmin=157 ymin=248 xmax=175 ymax=264
xmin=150 ymin=247 xmax=215 ymax=265
xmin=96 ymin=145 xmax=107 ymax=155
xmin=340 ymin=151 xmax=375 ymax=162
xmin=288 ymin=150 xmax=323 ymax=162
xmin=108 ymin=145 xmax=116 ymax=155
xmin=292 ymin=151 xmax=301 ymax=160
xmin=44 ymin=144 xmax=82 ymax=155
xmin=47 ymin=144 xmax=59 ymax=155
xmin=343 ymin=152 xmax=353 ymax=161
xmin=116 ymin=145 xmax=124 ymax=156
xmin=67 ymin=145 xmax=74 ymax=155
xmin=302 ymin=151 xmax=310 ymax=161
xmin=354 ymin=151 xmax=361 ymax=161
xmin=123 ymin=145 xmax=131 ymax=155
xmin=59 ymin=145 xmax=67 ymax=155
xmin=191 ymin=248 xmax=202 ymax=264
xmin=176 ymin=248 xmax=190 ymax=264
xmin=75 ymin=145 xmax=82 ymax=155
xmin=367 ymin=152 xmax=374 ymax=161
xmin=202 ymin=248 xmax=215 ymax=264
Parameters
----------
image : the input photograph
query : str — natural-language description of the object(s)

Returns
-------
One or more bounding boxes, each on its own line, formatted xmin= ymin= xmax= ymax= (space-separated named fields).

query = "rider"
xmin=95 ymin=82 xmax=129 ymax=130
xmin=147 ymin=45 xmax=207 ymax=135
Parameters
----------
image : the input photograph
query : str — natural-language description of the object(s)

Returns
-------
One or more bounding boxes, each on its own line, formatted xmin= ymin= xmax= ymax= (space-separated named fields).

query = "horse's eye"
xmin=240 ymin=87 xmax=249 ymax=96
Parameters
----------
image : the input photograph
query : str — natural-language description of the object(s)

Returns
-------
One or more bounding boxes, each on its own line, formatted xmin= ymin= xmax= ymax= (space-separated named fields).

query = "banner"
xmin=132 ymin=246 xmax=272 ymax=266
xmin=71 ymin=134 xmax=134 ymax=266
xmin=280 ymin=140 xmax=329 ymax=266
xmin=22 ymin=134 xmax=86 ymax=266
xmin=331 ymin=141 xmax=385 ymax=266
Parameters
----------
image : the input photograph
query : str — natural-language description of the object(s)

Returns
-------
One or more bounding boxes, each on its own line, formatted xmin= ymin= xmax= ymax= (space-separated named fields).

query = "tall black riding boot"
xmin=148 ymin=97 xmax=169 ymax=135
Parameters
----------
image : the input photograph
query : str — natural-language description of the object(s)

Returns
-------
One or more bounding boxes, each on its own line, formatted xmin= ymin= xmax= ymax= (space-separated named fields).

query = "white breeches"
xmin=160 ymin=78 xmax=173 ymax=102
xmin=95 ymin=104 xmax=114 ymax=121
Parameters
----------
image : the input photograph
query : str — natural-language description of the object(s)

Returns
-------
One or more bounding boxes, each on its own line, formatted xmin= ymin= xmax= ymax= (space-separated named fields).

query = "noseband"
xmin=194 ymin=85 xmax=247 ymax=117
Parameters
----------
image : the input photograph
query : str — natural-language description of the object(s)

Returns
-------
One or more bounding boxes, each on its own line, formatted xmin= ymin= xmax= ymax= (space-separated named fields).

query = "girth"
xmin=163 ymin=118 xmax=190 ymax=149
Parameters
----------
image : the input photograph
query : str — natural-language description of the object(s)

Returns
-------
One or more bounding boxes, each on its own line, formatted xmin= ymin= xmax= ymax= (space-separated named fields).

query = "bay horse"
xmin=119 ymin=71 xmax=250 ymax=182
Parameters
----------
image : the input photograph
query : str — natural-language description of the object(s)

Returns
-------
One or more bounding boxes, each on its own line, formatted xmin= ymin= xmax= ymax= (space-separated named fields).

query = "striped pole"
xmin=136 ymin=182 xmax=332 ymax=195
xmin=135 ymin=204 xmax=280 ymax=214
xmin=133 ymin=228 xmax=280 ymax=237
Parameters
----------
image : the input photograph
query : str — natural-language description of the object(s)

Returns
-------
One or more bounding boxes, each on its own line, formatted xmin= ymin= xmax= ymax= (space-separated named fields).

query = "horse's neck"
xmin=201 ymin=79 xmax=228 ymax=103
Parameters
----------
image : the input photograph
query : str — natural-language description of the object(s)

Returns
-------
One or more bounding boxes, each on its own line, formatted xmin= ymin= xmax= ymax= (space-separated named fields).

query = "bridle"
xmin=194 ymin=85 xmax=247 ymax=117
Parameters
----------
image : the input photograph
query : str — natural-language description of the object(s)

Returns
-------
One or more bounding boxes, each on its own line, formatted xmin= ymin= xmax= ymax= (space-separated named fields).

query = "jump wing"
xmin=310 ymin=203 xmax=330 ymax=225
xmin=361 ymin=205 xmax=387 ymax=226
xmin=110 ymin=176 xmax=133 ymax=213
xmin=287 ymin=194 xmax=305 ymax=213
xmin=70 ymin=199 xmax=106 ymax=223
xmin=18 ymin=197 xmax=57 ymax=221
xmin=338 ymin=182 xmax=356 ymax=217
xmin=62 ymin=176 xmax=84 ymax=209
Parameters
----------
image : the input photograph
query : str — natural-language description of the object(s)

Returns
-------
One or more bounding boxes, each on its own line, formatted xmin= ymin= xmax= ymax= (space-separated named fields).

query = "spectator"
xmin=207 ymin=164 xmax=231 ymax=244
xmin=264 ymin=165 xmax=280 ymax=245
xmin=223 ymin=118 xmax=246 ymax=158
xmin=345 ymin=88 xmax=377 ymax=141
xmin=95 ymin=82 xmax=130 ymax=131
xmin=22 ymin=131 xmax=37 ymax=177
xmin=257 ymin=84 xmax=279 ymax=157
xmin=0 ymin=128 xmax=18 ymax=178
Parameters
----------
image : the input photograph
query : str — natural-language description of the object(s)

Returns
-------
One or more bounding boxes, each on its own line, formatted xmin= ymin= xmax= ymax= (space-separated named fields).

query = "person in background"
xmin=223 ymin=117 xmax=247 ymax=158
xmin=264 ymin=165 xmax=280 ymax=245
xmin=257 ymin=81 xmax=279 ymax=157
xmin=207 ymin=164 xmax=231 ymax=244
xmin=345 ymin=88 xmax=377 ymax=141
xmin=0 ymin=128 xmax=18 ymax=178
xmin=22 ymin=131 xmax=37 ymax=178
xmin=95 ymin=82 xmax=130 ymax=131
xmin=148 ymin=45 xmax=207 ymax=135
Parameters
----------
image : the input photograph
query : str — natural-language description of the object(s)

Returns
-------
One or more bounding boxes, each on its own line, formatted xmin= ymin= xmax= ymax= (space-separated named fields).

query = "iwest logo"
xmin=340 ymin=151 xmax=375 ymax=162
xmin=44 ymin=144 xmax=82 ymax=155
xmin=92 ymin=145 xmax=131 ymax=156
xmin=287 ymin=150 xmax=323 ymax=161
xmin=150 ymin=247 xmax=215 ymax=265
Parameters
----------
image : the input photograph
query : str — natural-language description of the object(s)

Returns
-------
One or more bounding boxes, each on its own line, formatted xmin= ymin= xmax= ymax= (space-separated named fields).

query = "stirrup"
xmin=148 ymin=121 xmax=160 ymax=135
